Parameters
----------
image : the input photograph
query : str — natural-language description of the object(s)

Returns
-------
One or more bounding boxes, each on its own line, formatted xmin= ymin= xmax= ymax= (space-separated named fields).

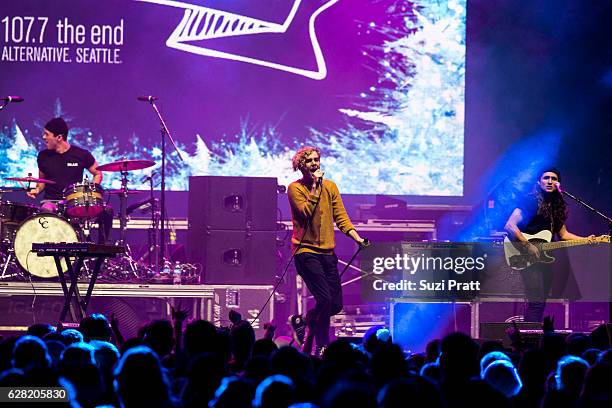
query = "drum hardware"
xmin=131 ymin=174 xmax=160 ymax=275
xmin=63 ymin=177 xmax=105 ymax=219
xmin=4 ymin=175 xmax=57 ymax=185
xmin=97 ymin=158 xmax=156 ymax=279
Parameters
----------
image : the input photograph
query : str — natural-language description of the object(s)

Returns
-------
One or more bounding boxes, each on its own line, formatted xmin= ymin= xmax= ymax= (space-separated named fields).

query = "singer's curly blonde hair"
xmin=292 ymin=146 xmax=321 ymax=171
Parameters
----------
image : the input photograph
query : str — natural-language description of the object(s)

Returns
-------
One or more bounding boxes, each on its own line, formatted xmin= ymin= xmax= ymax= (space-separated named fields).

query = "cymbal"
xmin=106 ymin=190 xmax=143 ymax=195
xmin=97 ymin=159 xmax=156 ymax=172
xmin=5 ymin=176 xmax=56 ymax=184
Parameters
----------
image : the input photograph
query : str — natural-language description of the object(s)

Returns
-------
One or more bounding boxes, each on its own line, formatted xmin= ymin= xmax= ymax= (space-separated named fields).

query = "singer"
xmin=287 ymin=146 xmax=365 ymax=355
xmin=504 ymin=167 xmax=595 ymax=322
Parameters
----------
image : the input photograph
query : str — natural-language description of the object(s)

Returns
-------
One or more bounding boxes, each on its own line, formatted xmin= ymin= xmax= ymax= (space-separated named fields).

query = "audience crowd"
xmin=0 ymin=311 xmax=610 ymax=408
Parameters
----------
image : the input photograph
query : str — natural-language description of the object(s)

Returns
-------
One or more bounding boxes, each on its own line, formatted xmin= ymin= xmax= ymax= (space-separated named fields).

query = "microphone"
xmin=140 ymin=173 xmax=156 ymax=183
xmin=314 ymin=169 xmax=325 ymax=186
xmin=554 ymin=182 xmax=562 ymax=192
xmin=1 ymin=96 xmax=24 ymax=102
xmin=137 ymin=95 xmax=158 ymax=102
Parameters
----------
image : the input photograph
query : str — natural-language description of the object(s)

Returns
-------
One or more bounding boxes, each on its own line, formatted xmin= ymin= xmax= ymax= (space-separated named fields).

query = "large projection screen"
xmin=0 ymin=0 xmax=466 ymax=195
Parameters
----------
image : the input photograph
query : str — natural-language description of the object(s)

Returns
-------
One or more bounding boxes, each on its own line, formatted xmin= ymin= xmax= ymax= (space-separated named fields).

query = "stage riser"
xmin=0 ymin=295 xmax=175 ymax=339
xmin=0 ymin=283 xmax=274 ymax=340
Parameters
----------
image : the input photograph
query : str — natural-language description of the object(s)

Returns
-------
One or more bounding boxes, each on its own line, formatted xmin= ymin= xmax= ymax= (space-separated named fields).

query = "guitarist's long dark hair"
xmin=533 ymin=186 xmax=568 ymax=234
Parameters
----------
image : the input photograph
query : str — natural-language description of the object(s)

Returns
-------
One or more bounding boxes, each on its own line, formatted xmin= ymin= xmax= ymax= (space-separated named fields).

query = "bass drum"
xmin=14 ymin=213 xmax=79 ymax=278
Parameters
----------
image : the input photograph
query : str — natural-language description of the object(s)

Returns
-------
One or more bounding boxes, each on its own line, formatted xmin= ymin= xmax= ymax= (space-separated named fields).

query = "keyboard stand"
xmin=37 ymin=249 xmax=122 ymax=323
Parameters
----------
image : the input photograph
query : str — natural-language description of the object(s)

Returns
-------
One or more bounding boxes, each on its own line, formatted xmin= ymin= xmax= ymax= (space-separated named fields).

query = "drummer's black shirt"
xmin=38 ymin=146 xmax=95 ymax=200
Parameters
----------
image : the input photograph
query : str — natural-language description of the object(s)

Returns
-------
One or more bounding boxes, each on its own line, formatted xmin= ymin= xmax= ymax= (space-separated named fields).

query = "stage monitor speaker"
xmin=189 ymin=230 xmax=277 ymax=284
xmin=188 ymin=176 xmax=277 ymax=231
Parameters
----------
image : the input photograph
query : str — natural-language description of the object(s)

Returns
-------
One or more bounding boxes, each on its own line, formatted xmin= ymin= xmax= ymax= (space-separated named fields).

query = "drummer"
xmin=26 ymin=117 xmax=111 ymax=242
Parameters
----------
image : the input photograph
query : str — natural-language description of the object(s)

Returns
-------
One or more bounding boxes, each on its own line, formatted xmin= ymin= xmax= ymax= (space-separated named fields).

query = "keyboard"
xmin=32 ymin=242 xmax=126 ymax=256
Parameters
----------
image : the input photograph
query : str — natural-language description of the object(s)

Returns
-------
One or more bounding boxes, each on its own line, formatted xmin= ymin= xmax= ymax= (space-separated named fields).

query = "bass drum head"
xmin=14 ymin=213 xmax=78 ymax=279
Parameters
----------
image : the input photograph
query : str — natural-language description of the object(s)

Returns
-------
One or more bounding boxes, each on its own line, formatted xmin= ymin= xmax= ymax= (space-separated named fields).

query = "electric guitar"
xmin=503 ymin=230 xmax=610 ymax=270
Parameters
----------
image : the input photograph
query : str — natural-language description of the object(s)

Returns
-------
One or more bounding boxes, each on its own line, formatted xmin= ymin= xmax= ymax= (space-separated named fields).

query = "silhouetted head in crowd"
xmin=184 ymin=319 xmax=218 ymax=356
xmin=322 ymin=339 xmax=367 ymax=370
xmin=231 ymin=317 xmax=256 ymax=369
xmin=182 ymin=352 xmax=227 ymax=408
xmin=27 ymin=323 xmax=56 ymax=339
xmin=579 ymin=361 xmax=612 ymax=406
xmin=581 ymin=348 xmax=601 ymax=366
xmin=59 ymin=328 xmax=84 ymax=346
xmin=595 ymin=348 xmax=612 ymax=364
xmin=555 ymin=355 xmax=589 ymax=396
xmin=114 ymin=345 xmax=174 ymax=408
xmin=253 ymin=338 xmax=278 ymax=358
xmin=540 ymin=333 xmax=567 ymax=371
xmin=378 ymin=376 xmax=444 ymax=408
xmin=362 ymin=325 xmax=392 ymax=354
xmin=12 ymin=335 xmax=51 ymax=371
xmin=270 ymin=346 xmax=314 ymax=383
xmin=244 ymin=355 xmax=273 ymax=386
xmin=478 ymin=340 xmax=505 ymax=360
xmin=0 ymin=368 xmax=25 ymax=387
xmin=460 ymin=379 xmax=511 ymax=407
xmin=120 ymin=337 xmax=145 ymax=354
xmin=480 ymin=351 xmax=512 ymax=376
xmin=439 ymin=332 xmax=479 ymax=383
xmin=425 ymin=339 xmax=441 ymax=363
xmin=253 ymin=374 xmax=296 ymax=408
xmin=90 ymin=340 xmax=119 ymax=373
xmin=79 ymin=313 xmax=112 ymax=342
xmin=0 ymin=336 xmax=19 ymax=372
xmin=565 ymin=333 xmax=592 ymax=357
xmin=370 ymin=342 xmax=408 ymax=385
xmin=60 ymin=342 xmax=105 ymax=407
xmin=45 ymin=340 xmax=66 ymax=368
xmin=60 ymin=341 xmax=96 ymax=366
xmin=482 ymin=359 xmax=523 ymax=398
xmin=143 ymin=319 xmax=175 ymax=358
xmin=322 ymin=380 xmax=377 ymax=408
xmin=209 ymin=376 xmax=255 ymax=408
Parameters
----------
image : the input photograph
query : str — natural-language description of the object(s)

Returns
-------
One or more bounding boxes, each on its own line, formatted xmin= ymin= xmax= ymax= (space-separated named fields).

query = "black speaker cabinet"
xmin=188 ymin=230 xmax=277 ymax=284
xmin=188 ymin=176 xmax=277 ymax=231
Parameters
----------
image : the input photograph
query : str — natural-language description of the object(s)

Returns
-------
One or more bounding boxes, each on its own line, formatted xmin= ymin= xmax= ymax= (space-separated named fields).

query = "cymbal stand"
xmin=137 ymin=175 xmax=159 ymax=275
xmin=115 ymin=169 xmax=139 ymax=277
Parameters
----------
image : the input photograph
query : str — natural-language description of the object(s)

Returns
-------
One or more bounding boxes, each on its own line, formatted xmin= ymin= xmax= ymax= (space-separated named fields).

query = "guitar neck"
xmin=541 ymin=239 xmax=591 ymax=251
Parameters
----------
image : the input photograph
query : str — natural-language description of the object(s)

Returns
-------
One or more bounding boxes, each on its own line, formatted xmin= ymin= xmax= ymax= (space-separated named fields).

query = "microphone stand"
xmin=141 ymin=99 xmax=184 ymax=271
xmin=560 ymin=188 xmax=612 ymax=322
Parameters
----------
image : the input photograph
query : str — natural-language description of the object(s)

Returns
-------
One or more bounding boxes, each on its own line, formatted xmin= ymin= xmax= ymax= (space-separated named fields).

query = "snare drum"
xmin=14 ymin=213 xmax=78 ymax=278
xmin=0 ymin=201 xmax=38 ymax=244
xmin=63 ymin=182 xmax=105 ymax=218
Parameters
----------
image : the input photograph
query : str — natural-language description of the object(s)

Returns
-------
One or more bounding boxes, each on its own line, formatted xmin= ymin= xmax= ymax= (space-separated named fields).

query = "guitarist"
xmin=504 ymin=167 xmax=595 ymax=322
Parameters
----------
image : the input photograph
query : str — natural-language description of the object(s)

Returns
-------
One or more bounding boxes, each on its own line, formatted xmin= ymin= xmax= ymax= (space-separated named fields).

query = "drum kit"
xmin=0 ymin=159 xmax=156 ymax=280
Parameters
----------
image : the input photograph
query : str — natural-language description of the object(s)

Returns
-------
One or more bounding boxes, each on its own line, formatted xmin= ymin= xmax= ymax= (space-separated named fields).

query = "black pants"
xmin=521 ymin=262 xmax=553 ymax=322
xmin=294 ymin=252 xmax=343 ymax=347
